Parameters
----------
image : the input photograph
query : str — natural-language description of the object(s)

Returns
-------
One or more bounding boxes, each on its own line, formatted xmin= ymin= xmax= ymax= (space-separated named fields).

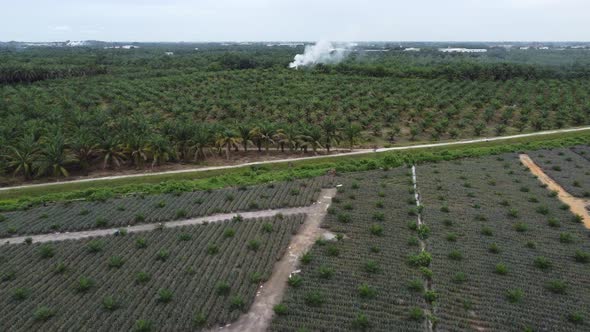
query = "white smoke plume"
xmin=289 ymin=41 xmax=354 ymax=69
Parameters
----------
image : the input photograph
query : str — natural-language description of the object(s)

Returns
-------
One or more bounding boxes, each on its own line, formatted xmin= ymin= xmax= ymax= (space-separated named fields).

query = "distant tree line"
xmin=0 ymin=65 xmax=107 ymax=84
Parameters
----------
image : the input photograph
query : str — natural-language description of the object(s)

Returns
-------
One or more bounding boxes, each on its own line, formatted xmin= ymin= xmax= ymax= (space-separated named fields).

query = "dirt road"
xmin=520 ymin=154 xmax=590 ymax=229
xmin=0 ymin=190 xmax=336 ymax=245
xmin=211 ymin=188 xmax=336 ymax=332
xmin=2 ymin=126 xmax=589 ymax=192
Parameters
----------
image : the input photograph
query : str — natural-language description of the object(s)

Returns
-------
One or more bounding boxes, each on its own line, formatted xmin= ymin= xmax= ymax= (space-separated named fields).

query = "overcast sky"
xmin=1 ymin=0 xmax=589 ymax=42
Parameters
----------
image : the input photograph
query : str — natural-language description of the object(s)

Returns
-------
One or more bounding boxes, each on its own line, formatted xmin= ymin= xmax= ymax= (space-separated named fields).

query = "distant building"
xmin=164 ymin=52 xmax=174 ymax=56
xmin=439 ymin=48 xmax=487 ymax=53
xmin=404 ymin=48 xmax=421 ymax=52
xmin=538 ymin=47 xmax=549 ymax=50
xmin=520 ymin=47 xmax=530 ymax=50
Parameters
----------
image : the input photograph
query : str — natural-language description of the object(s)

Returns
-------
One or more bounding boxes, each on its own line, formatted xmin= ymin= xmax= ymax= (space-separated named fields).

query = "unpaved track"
xmin=2 ymin=126 xmax=589 ymax=192
xmin=0 ymin=190 xmax=335 ymax=245
xmin=212 ymin=188 xmax=336 ymax=332
xmin=520 ymin=154 xmax=590 ymax=229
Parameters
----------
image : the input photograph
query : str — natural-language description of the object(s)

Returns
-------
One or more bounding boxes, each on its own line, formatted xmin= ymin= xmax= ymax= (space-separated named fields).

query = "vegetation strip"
xmin=519 ymin=154 xmax=590 ymax=228
xmin=211 ymin=189 xmax=336 ymax=332
xmin=1 ymin=129 xmax=589 ymax=212
xmin=412 ymin=165 xmax=434 ymax=332
xmin=0 ymin=191 xmax=336 ymax=245
xmin=2 ymin=126 xmax=589 ymax=192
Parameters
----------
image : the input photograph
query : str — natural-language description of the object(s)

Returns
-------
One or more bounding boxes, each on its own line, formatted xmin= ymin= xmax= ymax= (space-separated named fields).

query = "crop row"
xmin=417 ymin=153 xmax=590 ymax=331
xmin=0 ymin=176 xmax=329 ymax=237
xmin=0 ymin=213 xmax=305 ymax=331
xmin=529 ymin=147 xmax=590 ymax=197
xmin=271 ymin=167 xmax=429 ymax=331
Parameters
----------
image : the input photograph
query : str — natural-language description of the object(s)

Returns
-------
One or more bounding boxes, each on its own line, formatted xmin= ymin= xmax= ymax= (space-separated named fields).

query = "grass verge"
xmin=1 ymin=130 xmax=589 ymax=211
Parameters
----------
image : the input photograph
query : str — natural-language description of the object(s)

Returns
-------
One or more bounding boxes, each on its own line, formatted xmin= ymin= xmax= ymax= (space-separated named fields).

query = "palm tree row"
xmin=1 ymin=118 xmax=363 ymax=180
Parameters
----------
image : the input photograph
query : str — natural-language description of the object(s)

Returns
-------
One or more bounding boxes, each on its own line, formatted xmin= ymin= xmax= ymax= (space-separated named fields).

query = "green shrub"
xmin=408 ymin=307 xmax=424 ymax=321
xmin=39 ymin=244 xmax=55 ymax=259
xmin=408 ymin=279 xmax=423 ymax=292
xmin=216 ymin=282 xmax=230 ymax=296
xmin=567 ymin=312 xmax=584 ymax=325
xmin=87 ymin=240 xmax=104 ymax=253
xmin=247 ymin=239 xmax=261 ymax=251
xmin=369 ymin=224 xmax=383 ymax=236
xmin=446 ymin=232 xmax=458 ymax=242
xmin=230 ymin=296 xmax=245 ymax=311
xmin=514 ymin=222 xmax=528 ymax=232
xmin=304 ymin=291 xmax=325 ymax=307
xmin=207 ymin=244 xmax=219 ymax=255
xmin=108 ymin=256 xmax=125 ymax=268
xmin=574 ymin=250 xmax=589 ymax=263
xmin=12 ymin=287 xmax=30 ymax=301
xmin=424 ymin=290 xmax=438 ymax=303
xmin=448 ymin=250 xmax=463 ymax=261
xmin=352 ymin=313 xmax=371 ymax=330
xmin=288 ymin=274 xmax=303 ymax=287
xmin=488 ymin=243 xmax=500 ymax=254
xmin=301 ymin=252 xmax=312 ymax=264
xmin=134 ymin=213 xmax=145 ymax=223
xmin=136 ymin=272 xmax=151 ymax=284
xmin=547 ymin=218 xmax=560 ymax=228
xmin=135 ymin=238 xmax=147 ymax=249
xmin=363 ymin=260 xmax=381 ymax=273
xmin=156 ymin=250 xmax=169 ymax=261
xmin=175 ymin=209 xmax=188 ymax=219
xmin=481 ymin=227 xmax=493 ymax=236
xmin=534 ymin=256 xmax=552 ymax=270
xmin=95 ymin=218 xmax=109 ymax=228
xmin=453 ymin=272 xmax=467 ymax=284
xmin=337 ymin=213 xmax=351 ymax=223
xmin=178 ymin=233 xmax=192 ymax=241
xmin=326 ymin=245 xmax=340 ymax=257
xmin=535 ymin=205 xmax=549 ymax=215
xmin=273 ymin=304 xmax=288 ymax=315
xmin=559 ymin=233 xmax=574 ymax=244
xmin=495 ymin=263 xmax=508 ymax=275
xmin=506 ymin=289 xmax=524 ymax=303
xmin=193 ymin=313 xmax=207 ymax=327
xmin=262 ymin=222 xmax=273 ymax=233
xmin=223 ymin=228 xmax=236 ymax=238
xmin=33 ymin=306 xmax=55 ymax=322
xmin=102 ymin=296 xmax=120 ymax=311
xmin=545 ymin=280 xmax=568 ymax=294
xmin=408 ymin=251 xmax=432 ymax=267
xmin=357 ymin=283 xmax=376 ymax=298
xmin=133 ymin=320 xmax=152 ymax=332
xmin=75 ymin=277 xmax=94 ymax=293
xmin=318 ymin=266 xmax=335 ymax=279
xmin=417 ymin=225 xmax=430 ymax=239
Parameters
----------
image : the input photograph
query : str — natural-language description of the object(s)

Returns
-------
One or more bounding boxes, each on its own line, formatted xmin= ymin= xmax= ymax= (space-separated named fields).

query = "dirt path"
xmin=211 ymin=188 xmax=337 ymax=332
xmin=412 ymin=166 xmax=434 ymax=332
xmin=2 ymin=126 xmax=589 ymax=192
xmin=520 ymin=154 xmax=590 ymax=229
xmin=0 ymin=191 xmax=335 ymax=245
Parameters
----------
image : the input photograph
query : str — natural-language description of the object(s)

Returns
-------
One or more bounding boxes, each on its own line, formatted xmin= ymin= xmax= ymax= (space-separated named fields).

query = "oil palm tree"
xmin=70 ymin=131 xmax=100 ymax=174
xmin=343 ymin=122 xmax=362 ymax=151
xmin=320 ymin=117 xmax=341 ymax=153
xmin=149 ymin=135 xmax=172 ymax=167
xmin=215 ymin=129 xmax=240 ymax=160
xmin=236 ymin=123 xmax=252 ymax=152
xmin=35 ymin=131 xmax=73 ymax=178
xmin=4 ymin=132 xmax=39 ymax=180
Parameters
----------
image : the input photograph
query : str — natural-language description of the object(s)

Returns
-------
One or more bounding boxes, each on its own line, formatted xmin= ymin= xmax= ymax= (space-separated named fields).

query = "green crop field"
xmin=0 ymin=214 xmax=304 ymax=331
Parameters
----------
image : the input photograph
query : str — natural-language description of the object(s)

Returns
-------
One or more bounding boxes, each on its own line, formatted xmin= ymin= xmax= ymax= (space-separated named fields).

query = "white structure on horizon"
xmin=404 ymin=47 xmax=421 ymax=52
xmin=439 ymin=48 xmax=487 ymax=53
xmin=164 ymin=51 xmax=174 ymax=56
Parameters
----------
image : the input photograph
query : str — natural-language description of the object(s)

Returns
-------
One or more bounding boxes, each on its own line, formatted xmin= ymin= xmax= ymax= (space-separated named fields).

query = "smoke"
xmin=289 ymin=41 xmax=354 ymax=69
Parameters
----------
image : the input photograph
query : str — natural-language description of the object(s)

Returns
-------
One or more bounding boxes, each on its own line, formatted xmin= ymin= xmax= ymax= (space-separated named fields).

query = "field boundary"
xmin=214 ymin=188 xmax=336 ymax=332
xmin=2 ymin=126 xmax=590 ymax=192
xmin=0 ymin=191 xmax=336 ymax=245
xmin=519 ymin=154 xmax=590 ymax=229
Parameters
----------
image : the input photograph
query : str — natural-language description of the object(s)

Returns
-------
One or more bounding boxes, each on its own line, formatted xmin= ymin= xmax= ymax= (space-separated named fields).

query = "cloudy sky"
xmin=1 ymin=0 xmax=588 ymax=41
